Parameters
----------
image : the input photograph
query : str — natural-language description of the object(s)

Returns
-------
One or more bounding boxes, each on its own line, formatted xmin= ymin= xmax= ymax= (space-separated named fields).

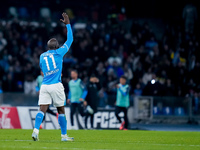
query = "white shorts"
xmin=38 ymin=82 xmax=66 ymax=107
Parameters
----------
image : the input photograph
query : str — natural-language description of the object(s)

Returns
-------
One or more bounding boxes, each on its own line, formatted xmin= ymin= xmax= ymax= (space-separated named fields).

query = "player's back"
xmin=39 ymin=24 xmax=73 ymax=85
xmin=40 ymin=50 xmax=63 ymax=85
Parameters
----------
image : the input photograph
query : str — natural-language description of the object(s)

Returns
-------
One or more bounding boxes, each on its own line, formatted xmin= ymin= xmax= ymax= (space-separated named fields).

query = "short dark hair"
xmin=120 ymin=75 xmax=127 ymax=80
xmin=90 ymin=73 xmax=96 ymax=78
xmin=71 ymin=69 xmax=78 ymax=74
xmin=47 ymin=38 xmax=59 ymax=50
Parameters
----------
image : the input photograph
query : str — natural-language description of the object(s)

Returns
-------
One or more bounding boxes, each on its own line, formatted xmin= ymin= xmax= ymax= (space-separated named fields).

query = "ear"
xmin=56 ymin=42 xmax=59 ymax=49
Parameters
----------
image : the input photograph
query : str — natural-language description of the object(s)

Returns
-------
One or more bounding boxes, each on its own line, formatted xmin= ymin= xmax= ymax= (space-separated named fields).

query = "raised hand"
xmin=60 ymin=12 xmax=70 ymax=25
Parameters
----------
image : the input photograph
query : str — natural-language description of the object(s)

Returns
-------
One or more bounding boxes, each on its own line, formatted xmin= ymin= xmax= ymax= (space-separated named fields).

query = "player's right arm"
xmin=67 ymin=90 xmax=71 ymax=104
xmin=57 ymin=13 xmax=73 ymax=57
xmin=79 ymin=81 xmax=88 ymax=101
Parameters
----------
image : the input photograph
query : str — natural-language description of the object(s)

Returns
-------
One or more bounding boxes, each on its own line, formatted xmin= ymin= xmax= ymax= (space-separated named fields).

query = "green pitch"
xmin=0 ymin=129 xmax=199 ymax=150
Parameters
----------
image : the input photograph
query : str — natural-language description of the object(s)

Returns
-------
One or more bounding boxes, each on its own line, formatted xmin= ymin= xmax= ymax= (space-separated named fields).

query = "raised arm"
xmin=57 ymin=13 xmax=73 ymax=57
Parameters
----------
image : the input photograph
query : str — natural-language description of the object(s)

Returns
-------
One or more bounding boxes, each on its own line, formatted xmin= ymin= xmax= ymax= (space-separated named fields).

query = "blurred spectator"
xmin=98 ymin=89 xmax=108 ymax=107
xmin=107 ymin=60 xmax=124 ymax=79
xmin=188 ymin=55 xmax=196 ymax=71
xmin=133 ymin=83 xmax=143 ymax=96
xmin=143 ymin=74 xmax=165 ymax=96
xmin=18 ymin=7 xmax=29 ymax=19
xmin=24 ymin=77 xmax=37 ymax=95
xmin=142 ymin=68 xmax=153 ymax=85
xmin=0 ymin=32 xmax=7 ymax=52
xmin=3 ymin=70 xmax=15 ymax=91
xmin=164 ymin=79 xmax=175 ymax=96
xmin=96 ymin=62 xmax=107 ymax=88
xmin=24 ymin=63 xmax=37 ymax=95
xmin=123 ymin=63 xmax=133 ymax=81
xmin=192 ymin=92 xmax=200 ymax=115
xmin=40 ymin=7 xmax=51 ymax=18
xmin=182 ymin=3 xmax=198 ymax=34
xmin=145 ymin=34 xmax=158 ymax=51
xmin=8 ymin=7 xmax=18 ymax=18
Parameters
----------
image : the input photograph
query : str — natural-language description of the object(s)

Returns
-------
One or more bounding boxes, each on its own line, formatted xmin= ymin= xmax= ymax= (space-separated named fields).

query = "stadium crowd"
xmin=0 ymin=4 xmax=200 ymax=110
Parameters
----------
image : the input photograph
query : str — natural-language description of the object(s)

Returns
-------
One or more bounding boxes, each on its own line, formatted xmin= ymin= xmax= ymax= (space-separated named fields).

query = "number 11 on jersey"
xmin=44 ymin=55 xmax=57 ymax=71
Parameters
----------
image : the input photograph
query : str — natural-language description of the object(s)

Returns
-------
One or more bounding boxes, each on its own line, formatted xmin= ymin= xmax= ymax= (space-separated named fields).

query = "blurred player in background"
xmin=85 ymin=74 xmax=100 ymax=129
xmin=67 ymin=70 xmax=88 ymax=129
xmin=36 ymin=71 xmax=58 ymax=129
xmin=32 ymin=13 xmax=74 ymax=141
xmin=115 ymin=75 xmax=130 ymax=130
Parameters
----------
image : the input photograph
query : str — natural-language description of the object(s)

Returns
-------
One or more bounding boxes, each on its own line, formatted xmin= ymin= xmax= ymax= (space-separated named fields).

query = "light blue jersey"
xmin=40 ymin=24 xmax=73 ymax=85
xmin=68 ymin=79 xmax=88 ymax=103
xmin=116 ymin=84 xmax=130 ymax=107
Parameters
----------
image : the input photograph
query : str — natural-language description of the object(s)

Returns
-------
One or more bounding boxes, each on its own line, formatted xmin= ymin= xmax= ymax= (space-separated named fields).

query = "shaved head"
xmin=47 ymin=38 xmax=59 ymax=50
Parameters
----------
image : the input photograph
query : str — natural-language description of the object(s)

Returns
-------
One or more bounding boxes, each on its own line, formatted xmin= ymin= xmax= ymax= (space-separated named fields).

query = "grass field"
xmin=0 ymin=129 xmax=199 ymax=150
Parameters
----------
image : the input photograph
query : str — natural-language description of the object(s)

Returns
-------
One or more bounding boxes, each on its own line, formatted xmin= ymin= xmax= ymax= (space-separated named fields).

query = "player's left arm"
xmin=56 ymin=13 xmax=73 ymax=57
xmin=79 ymin=81 xmax=88 ymax=101
xmin=67 ymin=84 xmax=71 ymax=104
xmin=68 ymin=91 xmax=71 ymax=99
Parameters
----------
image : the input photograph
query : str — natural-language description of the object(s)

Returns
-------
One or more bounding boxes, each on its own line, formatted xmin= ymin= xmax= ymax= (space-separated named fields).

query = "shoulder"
xmin=39 ymin=53 xmax=45 ymax=63
xmin=40 ymin=51 xmax=50 ymax=57
xmin=56 ymin=44 xmax=69 ymax=56
xmin=125 ymin=85 xmax=130 ymax=91
xmin=125 ymin=84 xmax=129 ymax=89
xmin=40 ymin=53 xmax=44 ymax=58
xmin=59 ymin=44 xmax=68 ymax=49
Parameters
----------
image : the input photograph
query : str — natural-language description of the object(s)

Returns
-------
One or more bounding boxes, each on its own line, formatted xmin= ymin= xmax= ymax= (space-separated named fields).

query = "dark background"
xmin=0 ymin=0 xmax=199 ymax=20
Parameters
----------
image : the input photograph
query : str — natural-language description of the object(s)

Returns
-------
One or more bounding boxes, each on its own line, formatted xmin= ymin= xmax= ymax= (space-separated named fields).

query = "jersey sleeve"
xmin=68 ymin=91 xmax=71 ymax=99
xmin=56 ymin=24 xmax=73 ymax=57
xmin=80 ymin=81 xmax=88 ymax=100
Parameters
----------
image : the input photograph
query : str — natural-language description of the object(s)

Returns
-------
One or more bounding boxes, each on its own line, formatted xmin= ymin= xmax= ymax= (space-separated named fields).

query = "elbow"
xmin=71 ymin=38 xmax=73 ymax=44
